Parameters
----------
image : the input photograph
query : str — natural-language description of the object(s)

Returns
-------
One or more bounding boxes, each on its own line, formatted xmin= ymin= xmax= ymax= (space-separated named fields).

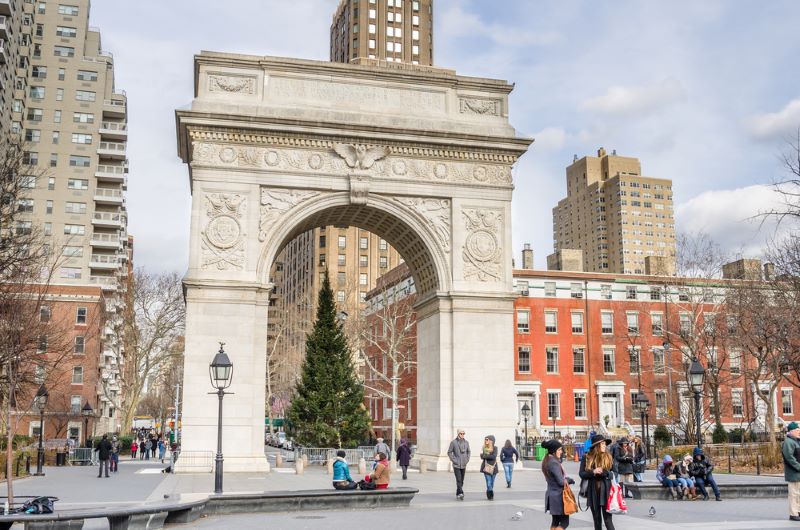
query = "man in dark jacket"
xmin=95 ymin=434 xmax=112 ymax=478
xmin=396 ymin=439 xmax=412 ymax=480
xmin=447 ymin=429 xmax=470 ymax=500
xmin=782 ymin=421 xmax=800 ymax=521
xmin=689 ymin=447 xmax=721 ymax=501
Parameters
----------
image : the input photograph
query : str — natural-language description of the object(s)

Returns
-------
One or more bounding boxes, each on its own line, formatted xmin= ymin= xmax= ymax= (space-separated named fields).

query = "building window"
xmin=547 ymin=392 xmax=560 ymax=419
xmin=626 ymin=285 xmax=637 ymax=300
xmin=338 ymin=235 xmax=346 ymax=249
xmin=516 ymin=310 xmax=529 ymax=333
xmin=573 ymin=347 xmax=585 ymax=374
xmin=650 ymin=287 xmax=662 ymax=301
xmin=69 ymin=155 xmax=91 ymax=167
xmin=75 ymin=90 xmax=96 ymax=102
xmin=678 ymin=288 xmax=689 ymax=302
xmin=67 ymin=178 xmax=89 ymax=190
xmin=58 ymin=4 xmax=80 ymax=15
xmin=570 ymin=283 xmax=583 ymax=298
xmin=603 ymin=348 xmax=615 ymax=374
xmin=56 ymin=26 xmax=77 ymax=37
xmin=62 ymin=246 xmax=83 ymax=257
xmin=629 ymin=347 xmax=640 ymax=374
xmin=626 ymin=312 xmax=639 ymax=334
xmin=544 ymin=282 xmax=556 ymax=297
xmin=679 ymin=313 xmax=691 ymax=335
xmin=574 ymin=393 xmax=587 ymax=419
xmin=783 ymin=389 xmax=794 ymax=415
xmin=16 ymin=199 xmax=34 ymax=213
xmin=655 ymin=391 xmax=667 ymax=419
xmin=23 ymin=152 xmax=39 ymax=165
xmin=732 ymin=390 xmax=743 ymax=417
xmin=71 ymin=133 xmax=92 ymax=144
xmin=72 ymin=366 xmax=83 ymax=385
xmin=73 ymin=112 xmax=94 ymax=123
xmin=653 ymin=347 xmax=665 ymax=374
xmin=600 ymin=284 xmax=612 ymax=299
xmin=29 ymin=86 xmax=45 ymax=100
xmin=35 ymin=365 xmax=45 ymax=384
xmin=601 ymin=311 xmax=613 ymax=334
xmin=571 ymin=312 xmax=584 ymax=334
xmin=40 ymin=306 xmax=51 ymax=322
xmin=517 ymin=346 xmax=531 ymax=373
xmin=77 ymin=70 xmax=98 ymax=81
xmin=63 ymin=224 xmax=85 ymax=235
xmin=544 ymin=311 xmax=557 ymax=333
xmin=651 ymin=313 xmax=663 ymax=336
xmin=379 ymin=239 xmax=388 ymax=250
xmin=16 ymin=221 xmax=33 ymax=235
xmin=74 ymin=336 xmax=85 ymax=354
xmin=730 ymin=349 xmax=741 ymax=375
xmin=60 ymin=267 xmax=82 ymax=279
xmin=337 ymin=291 xmax=345 ymax=302
xmin=58 ymin=68 xmax=66 ymax=81
xmin=337 ymin=272 xmax=346 ymax=284
xmin=319 ymin=253 xmax=326 ymax=267
xmin=359 ymin=237 xmax=368 ymax=250
xmin=54 ymin=46 xmax=75 ymax=57
xmin=71 ymin=395 xmax=81 ymax=415
xmin=338 ymin=254 xmax=346 ymax=266
xmin=319 ymin=235 xmax=326 ymax=248
xmin=546 ymin=346 xmax=558 ymax=374
xmin=359 ymin=273 xmax=368 ymax=286
xmin=76 ymin=307 xmax=87 ymax=324
xmin=379 ymin=256 xmax=388 ymax=268
xmin=360 ymin=255 xmax=368 ymax=267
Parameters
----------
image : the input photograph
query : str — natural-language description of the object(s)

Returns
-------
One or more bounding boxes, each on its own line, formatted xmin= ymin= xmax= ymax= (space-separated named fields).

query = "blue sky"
xmin=90 ymin=0 xmax=800 ymax=272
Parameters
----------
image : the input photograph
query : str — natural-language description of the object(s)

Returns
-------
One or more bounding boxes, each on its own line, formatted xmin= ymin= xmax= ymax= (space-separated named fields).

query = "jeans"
xmin=660 ymin=477 xmax=680 ymax=488
xmin=453 ymin=467 xmax=466 ymax=496
xmin=677 ymin=477 xmax=694 ymax=489
xmin=503 ymin=462 xmax=514 ymax=484
xmin=633 ymin=471 xmax=644 ymax=482
xmin=401 ymin=465 xmax=408 ymax=479
xmin=484 ymin=472 xmax=496 ymax=491
xmin=696 ymin=473 xmax=721 ymax=499
xmin=110 ymin=453 xmax=119 ymax=472
xmin=98 ymin=459 xmax=109 ymax=477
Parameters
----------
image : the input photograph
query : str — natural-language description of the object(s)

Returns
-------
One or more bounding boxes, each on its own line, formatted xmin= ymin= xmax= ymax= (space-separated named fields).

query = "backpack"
xmin=358 ymin=479 xmax=377 ymax=490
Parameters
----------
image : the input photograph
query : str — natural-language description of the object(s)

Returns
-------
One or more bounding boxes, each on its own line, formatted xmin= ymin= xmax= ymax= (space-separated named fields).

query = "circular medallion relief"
xmin=265 ymin=150 xmax=280 ymax=167
xmin=392 ymin=160 xmax=407 ymax=176
xmin=466 ymin=229 xmax=499 ymax=262
xmin=473 ymin=166 xmax=488 ymax=182
xmin=308 ymin=153 xmax=324 ymax=170
xmin=219 ymin=147 xmax=237 ymax=164
xmin=206 ymin=215 xmax=241 ymax=249
xmin=434 ymin=163 xmax=448 ymax=179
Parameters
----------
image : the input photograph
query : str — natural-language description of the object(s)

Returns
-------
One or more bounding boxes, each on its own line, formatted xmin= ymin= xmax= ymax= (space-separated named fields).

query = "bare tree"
xmin=119 ymin=269 xmax=185 ymax=433
xmin=758 ymin=129 xmax=800 ymax=225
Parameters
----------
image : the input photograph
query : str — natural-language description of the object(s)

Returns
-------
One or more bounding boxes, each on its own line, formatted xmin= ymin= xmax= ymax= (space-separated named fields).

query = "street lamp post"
xmin=689 ymin=357 xmax=706 ymax=448
xmin=81 ymin=401 xmax=94 ymax=447
xmin=34 ymin=384 xmax=49 ymax=476
xmin=521 ymin=403 xmax=530 ymax=459
xmin=209 ymin=343 xmax=233 ymax=495
xmin=635 ymin=391 xmax=650 ymax=461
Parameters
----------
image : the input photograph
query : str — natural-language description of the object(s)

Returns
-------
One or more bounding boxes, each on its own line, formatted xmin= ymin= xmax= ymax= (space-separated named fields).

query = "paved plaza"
xmin=2 ymin=453 xmax=798 ymax=529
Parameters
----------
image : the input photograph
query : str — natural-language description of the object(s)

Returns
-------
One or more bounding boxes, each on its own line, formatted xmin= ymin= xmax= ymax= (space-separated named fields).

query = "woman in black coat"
xmin=542 ymin=439 xmax=574 ymax=530
xmin=396 ymin=439 xmax=412 ymax=480
xmin=578 ymin=434 xmax=616 ymax=530
xmin=479 ymin=435 xmax=499 ymax=500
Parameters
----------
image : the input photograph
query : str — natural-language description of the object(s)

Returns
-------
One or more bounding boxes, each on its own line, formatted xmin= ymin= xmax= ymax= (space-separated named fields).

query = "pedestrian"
xmin=480 ymin=435 xmax=499 ymax=501
xmin=151 ymin=436 xmax=157 ymax=458
xmin=500 ymin=439 xmax=520 ymax=488
xmin=614 ymin=438 xmax=634 ymax=497
xmin=782 ymin=421 xmax=800 ymax=521
xmin=689 ymin=447 xmax=721 ymax=501
xmin=632 ymin=436 xmax=646 ymax=482
xmin=158 ymin=439 xmax=166 ymax=463
xmin=396 ymin=438 xmax=411 ymax=480
xmin=447 ymin=429 xmax=470 ymax=501
xmin=542 ymin=439 xmax=575 ymax=530
xmin=374 ymin=437 xmax=390 ymax=460
xmin=369 ymin=452 xmax=391 ymax=490
xmin=110 ymin=435 xmax=120 ymax=473
xmin=578 ymin=434 xmax=616 ymax=530
xmin=95 ymin=434 xmax=112 ymax=478
xmin=656 ymin=455 xmax=681 ymax=500
xmin=607 ymin=439 xmax=620 ymax=482
xmin=144 ymin=438 xmax=152 ymax=460
xmin=332 ymin=450 xmax=358 ymax=490
xmin=676 ymin=454 xmax=697 ymax=500
xmin=130 ymin=440 xmax=138 ymax=459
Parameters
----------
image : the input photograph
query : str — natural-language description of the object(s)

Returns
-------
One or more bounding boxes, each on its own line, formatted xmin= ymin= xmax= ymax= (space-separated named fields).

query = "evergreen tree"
xmin=287 ymin=272 xmax=371 ymax=448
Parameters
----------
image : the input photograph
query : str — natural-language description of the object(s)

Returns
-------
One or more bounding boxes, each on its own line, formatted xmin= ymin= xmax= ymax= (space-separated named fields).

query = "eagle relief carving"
xmin=333 ymin=143 xmax=389 ymax=170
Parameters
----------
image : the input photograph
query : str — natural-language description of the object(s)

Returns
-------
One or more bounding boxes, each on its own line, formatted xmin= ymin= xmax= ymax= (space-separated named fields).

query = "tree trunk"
xmin=5 ymin=389 xmax=14 ymax=505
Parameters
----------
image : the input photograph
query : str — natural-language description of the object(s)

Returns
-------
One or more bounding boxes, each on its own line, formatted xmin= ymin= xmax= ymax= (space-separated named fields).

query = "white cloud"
xmin=438 ymin=5 xmax=561 ymax=49
xmin=749 ymin=98 xmax=800 ymax=140
xmin=531 ymin=127 xmax=567 ymax=153
xmin=676 ymin=185 xmax=790 ymax=256
xmin=581 ymin=78 xmax=686 ymax=116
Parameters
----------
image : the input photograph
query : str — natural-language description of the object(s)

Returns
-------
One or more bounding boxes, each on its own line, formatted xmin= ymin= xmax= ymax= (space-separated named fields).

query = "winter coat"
xmin=371 ymin=460 xmax=391 ymax=486
xmin=614 ymin=445 xmax=634 ymax=474
xmin=579 ymin=454 xmax=612 ymax=509
xmin=783 ymin=434 xmax=800 ymax=482
xmin=607 ymin=442 xmax=619 ymax=473
xmin=633 ymin=444 xmax=646 ymax=463
xmin=332 ymin=457 xmax=353 ymax=482
xmin=375 ymin=442 xmax=390 ymax=458
xmin=676 ymin=461 xmax=692 ymax=479
xmin=479 ymin=445 xmax=499 ymax=475
xmin=110 ymin=440 xmax=120 ymax=455
xmin=543 ymin=454 xmax=567 ymax=515
xmin=396 ymin=443 xmax=412 ymax=467
xmin=500 ymin=446 xmax=519 ymax=463
xmin=689 ymin=448 xmax=714 ymax=479
xmin=95 ymin=438 xmax=113 ymax=460
xmin=447 ymin=438 xmax=471 ymax=469
xmin=656 ymin=457 xmax=675 ymax=483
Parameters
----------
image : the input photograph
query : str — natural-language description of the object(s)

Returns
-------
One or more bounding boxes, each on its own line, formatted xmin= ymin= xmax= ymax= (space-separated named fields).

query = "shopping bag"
xmin=563 ymin=484 xmax=579 ymax=515
xmin=606 ymin=480 xmax=628 ymax=515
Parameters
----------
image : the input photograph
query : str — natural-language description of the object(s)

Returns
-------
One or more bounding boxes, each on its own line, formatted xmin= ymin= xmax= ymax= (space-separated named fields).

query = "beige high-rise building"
xmin=551 ymin=148 xmax=676 ymax=275
xmin=330 ymin=0 xmax=433 ymax=65
xmin=13 ymin=0 xmax=128 ymax=431
xmin=1 ymin=0 xmax=34 ymax=138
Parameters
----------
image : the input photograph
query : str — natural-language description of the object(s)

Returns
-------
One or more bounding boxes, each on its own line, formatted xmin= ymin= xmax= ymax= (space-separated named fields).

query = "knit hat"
xmin=663 ymin=455 xmax=673 ymax=464
xmin=788 ymin=421 xmax=800 ymax=431
xmin=485 ymin=435 xmax=496 ymax=444
xmin=542 ymin=439 xmax=562 ymax=454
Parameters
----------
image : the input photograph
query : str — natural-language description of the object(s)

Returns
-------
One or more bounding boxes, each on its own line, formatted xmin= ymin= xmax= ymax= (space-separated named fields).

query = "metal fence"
xmin=170 ymin=450 xmax=214 ymax=473
xmin=294 ymin=447 xmax=372 ymax=466
xmin=69 ymin=448 xmax=95 ymax=465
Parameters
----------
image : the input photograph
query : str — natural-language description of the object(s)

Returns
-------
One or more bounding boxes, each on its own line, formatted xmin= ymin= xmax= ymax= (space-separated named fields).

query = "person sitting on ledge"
xmin=332 ymin=450 xmax=358 ymax=490
xmin=370 ymin=452 xmax=391 ymax=490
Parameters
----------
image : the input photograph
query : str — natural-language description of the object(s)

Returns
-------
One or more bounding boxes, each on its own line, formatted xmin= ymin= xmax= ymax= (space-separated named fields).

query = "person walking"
xmin=130 ymin=440 xmax=138 ymax=459
xmin=689 ymin=447 xmax=721 ymax=501
xmin=396 ymin=439 xmax=411 ymax=480
xmin=500 ymin=439 xmax=520 ymax=488
xmin=109 ymin=435 xmax=120 ymax=473
xmin=374 ymin=438 xmax=390 ymax=461
xmin=782 ymin=421 xmax=800 ymax=521
xmin=144 ymin=438 xmax=152 ymax=460
xmin=578 ymin=434 xmax=616 ymax=530
xmin=151 ymin=436 xmax=158 ymax=459
xmin=158 ymin=439 xmax=166 ymax=463
xmin=95 ymin=434 xmax=112 ymax=478
xmin=480 ymin=435 xmax=499 ymax=500
xmin=332 ymin=450 xmax=358 ymax=490
xmin=447 ymin=429 xmax=470 ymax=500
xmin=542 ymin=439 xmax=574 ymax=530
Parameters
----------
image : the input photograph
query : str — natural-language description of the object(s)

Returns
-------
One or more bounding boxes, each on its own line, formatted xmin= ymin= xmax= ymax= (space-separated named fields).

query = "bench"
xmin=0 ymin=487 xmax=418 ymax=529
xmin=626 ymin=482 xmax=788 ymax=500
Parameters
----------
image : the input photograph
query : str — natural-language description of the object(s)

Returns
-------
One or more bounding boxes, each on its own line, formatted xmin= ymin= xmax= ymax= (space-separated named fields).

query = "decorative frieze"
xmin=207 ymin=74 xmax=256 ymax=95
xmin=461 ymin=208 xmax=503 ymax=282
xmin=201 ymin=193 xmax=246 ymax=271
xmin=459 ymin=97 xmax=501 ymax=116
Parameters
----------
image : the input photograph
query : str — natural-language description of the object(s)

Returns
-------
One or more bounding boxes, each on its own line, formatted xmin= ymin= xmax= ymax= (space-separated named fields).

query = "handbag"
xmin=606 ymin=479 xmax=628 ymax=515
xmin=483 ymin=461 xmax=496 ymax=474
xmin=561 ymin=465 xmax=578 ymax=515
xmin=579 ymin=478 xmax=588 ymax=498
xmin=633 ymin=462 xmax=645 ymax=474
xmin=667 ymin=474 xmax=677 ymax=481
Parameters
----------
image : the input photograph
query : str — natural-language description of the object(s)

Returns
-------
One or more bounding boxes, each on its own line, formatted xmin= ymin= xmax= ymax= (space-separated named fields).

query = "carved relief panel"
xmin=461 ymin=207 xmax=503 ymax=282
xmin=258 ymin=188 xmax=320 ymax=242
xmin=201 ymin=193 xmax=247 ymax=271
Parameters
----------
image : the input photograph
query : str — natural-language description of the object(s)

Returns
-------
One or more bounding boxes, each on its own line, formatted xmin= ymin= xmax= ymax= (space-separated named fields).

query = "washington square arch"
xmin=174 ymin=52 xmax=532 ymax=472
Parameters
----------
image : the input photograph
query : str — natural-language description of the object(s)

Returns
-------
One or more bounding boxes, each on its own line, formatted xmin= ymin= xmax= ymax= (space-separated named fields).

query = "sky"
xmin=89 ymin=0 xmax=800 ymax=273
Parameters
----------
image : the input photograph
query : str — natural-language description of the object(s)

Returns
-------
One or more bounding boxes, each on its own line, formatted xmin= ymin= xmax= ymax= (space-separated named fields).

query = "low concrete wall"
xmin=627 ymin=482 xmax=787 ymax=500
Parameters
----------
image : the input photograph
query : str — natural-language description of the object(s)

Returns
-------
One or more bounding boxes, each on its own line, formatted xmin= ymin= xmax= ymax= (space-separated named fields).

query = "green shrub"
xmin=728 ymin=428 xmax=745 ymax=443
xmin=654 ymin=425 xmax=671 ymax=448
xmin=712 ymin=423 xmax=728 ymax=444
xmin=0 ymin=435 xmax=34 ymax=450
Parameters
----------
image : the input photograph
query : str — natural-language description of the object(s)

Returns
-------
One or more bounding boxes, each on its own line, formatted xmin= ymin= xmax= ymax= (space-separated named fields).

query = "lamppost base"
xmin=32 ymin=472 xmax=45 ymax=477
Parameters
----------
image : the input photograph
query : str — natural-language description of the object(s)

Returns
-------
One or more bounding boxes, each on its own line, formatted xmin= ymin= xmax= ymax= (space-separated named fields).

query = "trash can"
xmin=535 ymin=444 xmax=547 ymax=461
xmin=56 ymin=452 xmax=67 ymax=466
xmin=576 ymin=446 xmax=586 ymax=460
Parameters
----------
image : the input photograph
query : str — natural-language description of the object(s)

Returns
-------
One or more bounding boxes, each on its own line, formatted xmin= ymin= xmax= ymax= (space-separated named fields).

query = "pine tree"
xmin=287 ymin=272 xmax=371 ymax=448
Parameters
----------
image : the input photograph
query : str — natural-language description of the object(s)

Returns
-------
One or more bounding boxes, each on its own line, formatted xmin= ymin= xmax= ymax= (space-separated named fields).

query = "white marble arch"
xmin=174 ymin=52 xmax=532 ymax=472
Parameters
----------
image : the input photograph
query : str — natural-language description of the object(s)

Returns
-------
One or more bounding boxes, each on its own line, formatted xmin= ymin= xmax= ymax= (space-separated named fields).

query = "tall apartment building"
xmin=9 ymin=0 xmax=129 ymax=438
xmin=0 ymin=0 xmax=34 ymax=138
xmin=551 ymin=148 xmax=676 ymax=275
xmin=330 ymin=0 xmax=433 ymax=65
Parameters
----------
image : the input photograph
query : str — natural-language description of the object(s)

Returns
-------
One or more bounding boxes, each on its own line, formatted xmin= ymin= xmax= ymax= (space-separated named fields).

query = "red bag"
xmin=605 ymin=480 xmax=627 ymax=515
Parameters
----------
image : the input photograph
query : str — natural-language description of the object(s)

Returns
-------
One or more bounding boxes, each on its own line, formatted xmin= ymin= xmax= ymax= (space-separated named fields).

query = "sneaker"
xmin=790 ymin=515 xmax=800 ymax=521
xmin=457 ymin=494 xmax=464 ymax=501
